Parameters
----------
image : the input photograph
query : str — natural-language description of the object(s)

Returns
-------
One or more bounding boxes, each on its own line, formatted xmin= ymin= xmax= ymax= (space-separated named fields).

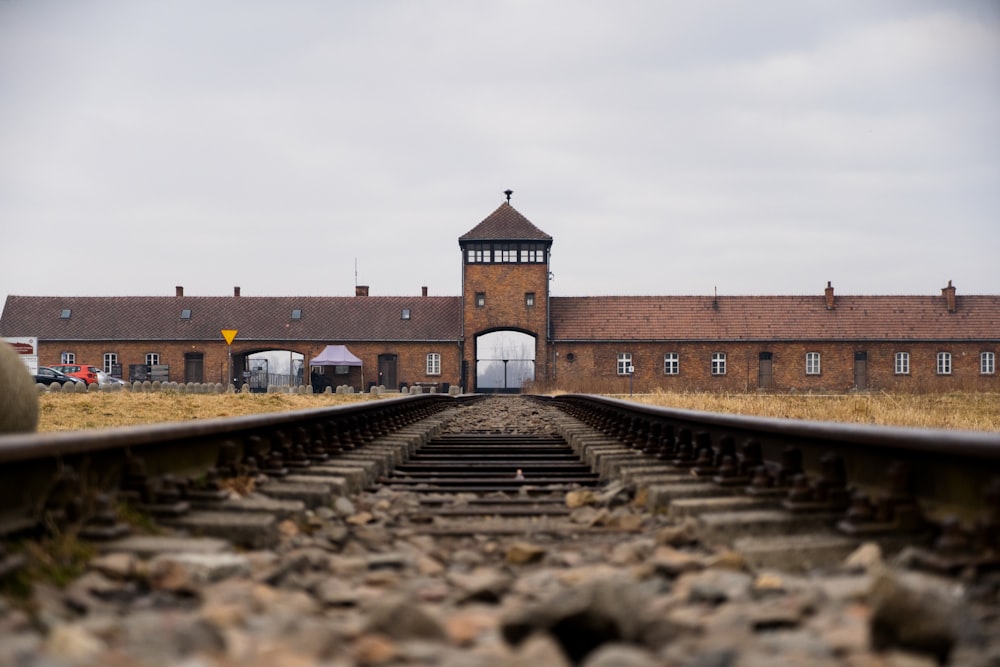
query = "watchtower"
xmin=459 ymin=192 xmax=553 ymax=391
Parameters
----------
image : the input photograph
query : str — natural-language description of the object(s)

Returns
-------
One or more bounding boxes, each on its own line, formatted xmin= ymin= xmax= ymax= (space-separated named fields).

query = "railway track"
xmin=1 ymin=392 xmax=999 ymax=665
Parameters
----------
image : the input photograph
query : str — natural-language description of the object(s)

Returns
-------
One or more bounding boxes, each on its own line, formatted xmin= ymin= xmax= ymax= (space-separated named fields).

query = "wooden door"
xmin=378 ymin=354 xmax=397 ymax=389
xmin=854 ymin=351 xmax=868 ymax=390
xmin=758 ymin=352 xmax=773 ymax=389
xmin=184 ymin=353 xmax=204 ymax=383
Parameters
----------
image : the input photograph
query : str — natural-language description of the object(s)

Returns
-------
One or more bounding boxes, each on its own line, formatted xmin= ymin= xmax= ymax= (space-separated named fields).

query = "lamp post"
xmin=627 ymin=364 xmax=635 ymax=397
xmin=502 ymin=359 xmax=509 ymax=391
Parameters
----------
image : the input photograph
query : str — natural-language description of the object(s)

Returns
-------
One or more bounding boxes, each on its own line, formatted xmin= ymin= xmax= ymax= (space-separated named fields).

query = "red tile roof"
xmin=549 ymin=294 xmax=1000 ymax=341
xmin=3 ymin=293 xmax=998 ymax=344
xmin=459 ymin=203 xmax=553 ymax=242
xmin=0 ymin=295 xmax=462 ymax=342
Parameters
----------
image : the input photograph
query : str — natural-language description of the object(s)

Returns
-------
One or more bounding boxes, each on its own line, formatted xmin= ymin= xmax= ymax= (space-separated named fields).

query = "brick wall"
xmin=462 ymin=262 xmax=550 ymax=388
xmin=41 ymin=337 xmax=997 ymax=393
xmin=548 ymin=341 xmax=999 ymax=393
xmin=40 ymin=340 xmax=463 ymax=390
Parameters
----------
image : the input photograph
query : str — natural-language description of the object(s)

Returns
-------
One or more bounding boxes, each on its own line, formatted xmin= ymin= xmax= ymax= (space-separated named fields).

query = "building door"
xmin=854 ymin=351 xmax=868 ymax=390
xmin=758 ymin=352 xmax=773 ymax=389
xmin=184 ymin=353 xmax=204 ymax=383
xmin=378 ymin=354 xmax=397 ymax=390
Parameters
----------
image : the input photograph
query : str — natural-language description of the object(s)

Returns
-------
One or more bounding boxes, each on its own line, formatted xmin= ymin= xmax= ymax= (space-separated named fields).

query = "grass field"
xmin=34 ymin=390 xmax=1000 ymax=433
xmin=37 ymin=392 xmax=378 ymax=432
xmin=624 ymin=389 xmax=1000 ymax=431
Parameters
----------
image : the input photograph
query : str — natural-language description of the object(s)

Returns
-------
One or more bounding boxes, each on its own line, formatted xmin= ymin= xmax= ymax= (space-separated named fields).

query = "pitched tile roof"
xmin=459 ymin=203 xmax=553 ymax=242
xmin=550 ymin=295 xmax=1000 ymax=342
xmin=4 ymin=292 xmax=998 ymax=345
xmin=0 ymin=295 xmax=462 ymax=342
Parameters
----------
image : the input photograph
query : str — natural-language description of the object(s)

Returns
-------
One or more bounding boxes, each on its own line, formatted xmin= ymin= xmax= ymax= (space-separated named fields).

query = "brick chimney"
xmin=175 ymin=286 xmax=184 ymax=297
xmin=355 ymin=285 xmax=369 ymax=297
xmin=234 ymin=286 xmax=241 ymax=297
xmin=421 ymin=286 xmax=428 ymax=297
xmin=942 ymin=280 xmax=956 ymax=313
xmin=824 ymin=281 xmax=835 ymax=310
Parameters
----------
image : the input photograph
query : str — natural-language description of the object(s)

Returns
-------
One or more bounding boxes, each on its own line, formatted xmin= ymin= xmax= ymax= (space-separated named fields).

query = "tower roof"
xmin=459 ymin=203 xmax=552 ymax=243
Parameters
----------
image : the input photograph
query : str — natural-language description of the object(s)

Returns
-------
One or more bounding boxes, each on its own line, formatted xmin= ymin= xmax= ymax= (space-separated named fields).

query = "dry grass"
xmin=35 ymin=389 xmax=1000 ymax=433
xmin=614 ymin=389 xmax=1000 ymax=432
xmin=37 ymin=392 xmax=378 ymax=432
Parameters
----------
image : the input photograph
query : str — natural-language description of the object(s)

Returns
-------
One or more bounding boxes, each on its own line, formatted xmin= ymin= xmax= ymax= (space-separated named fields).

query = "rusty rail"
xmin=3 ymin=391 xmax=1000 ymax=569
xmin=0 ymin=394 xmax=476 ymax=535
xmin=545 ymin=394 xmax=1000 ymax=551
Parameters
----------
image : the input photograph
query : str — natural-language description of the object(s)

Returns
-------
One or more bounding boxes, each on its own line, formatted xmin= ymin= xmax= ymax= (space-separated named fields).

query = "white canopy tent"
xmin=309 ymin=345 xmax=363 ymax=388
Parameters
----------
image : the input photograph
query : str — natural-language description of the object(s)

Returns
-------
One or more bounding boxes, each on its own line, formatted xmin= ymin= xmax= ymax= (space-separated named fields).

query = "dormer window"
xmin=291 ymin=309 xmax=302 ymax=320
xmin=401 ymin=309 xmax=411 ymax=320
xmin=180 ymin=309 xmax=192 ymax=320
xmin=59 ymin=309 xmax=71 ymax=319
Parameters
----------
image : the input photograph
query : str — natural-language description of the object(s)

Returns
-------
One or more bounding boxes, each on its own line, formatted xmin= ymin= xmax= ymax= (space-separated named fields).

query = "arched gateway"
xmin=458 ymin=195 xmax=553 ymax=393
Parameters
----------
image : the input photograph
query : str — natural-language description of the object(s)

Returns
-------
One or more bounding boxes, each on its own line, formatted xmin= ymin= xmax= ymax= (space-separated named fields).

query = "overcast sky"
xmin=1 ymin=1 xmax=998 ymax=310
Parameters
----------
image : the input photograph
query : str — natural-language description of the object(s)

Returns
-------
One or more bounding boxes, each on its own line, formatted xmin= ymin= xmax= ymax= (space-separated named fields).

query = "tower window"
xmin=525 ymin=292 xmax=535 ymax=307
xmin=475 ymin=292 xmax=486 ymax=308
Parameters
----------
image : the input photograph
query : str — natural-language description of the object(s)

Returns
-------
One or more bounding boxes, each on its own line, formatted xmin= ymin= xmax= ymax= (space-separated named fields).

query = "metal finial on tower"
xmin=504 ymin=189 xmax=513 ymax=203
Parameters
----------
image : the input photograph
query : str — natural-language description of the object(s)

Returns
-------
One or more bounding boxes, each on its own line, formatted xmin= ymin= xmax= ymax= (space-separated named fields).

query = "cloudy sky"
xmin=1 ymin=1 xmax=998 ymax=310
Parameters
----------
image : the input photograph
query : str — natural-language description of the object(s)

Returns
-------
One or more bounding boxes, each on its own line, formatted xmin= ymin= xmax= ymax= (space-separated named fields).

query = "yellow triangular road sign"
xmin=221 ymin=329 xmax=238 ymax=345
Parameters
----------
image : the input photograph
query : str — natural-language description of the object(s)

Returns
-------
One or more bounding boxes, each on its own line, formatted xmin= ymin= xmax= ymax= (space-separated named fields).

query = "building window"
xmin=59 ymin=309 xmax=72 ymax=319
xmin=180 ymin=309 xmax=192 ymax=320
xmin=525 ymin=292 xmax=535 ymax=307
xmin=894 ymin=352 xmax=910 ymax=375
xmin=982 ymin=352 xmax=996 ymax=375
xmin=467 ymin=244 xmax=488 ymax=263
xmin=103 ymin=353 xmax=117 ymax=374
xmin=711 ymin=352 xmax=727 ymax=376
xmin=663 ymin=352 xmax=679 ymax=375
xmin=146 ymin=353 xmax=160 ymax=366
xmin=291 ymin=309 xmax=302 ymax=320
xmin=464 ymin=242 xmax=548 ymax=264
xmin=426 ymin=353 xmax=441 ymax=375
xmin=475 ymin=292 xmax=486 ymax=308
xmin=525 ymin=244 xmax=547 ymax=263
xmin=617 ymin=352 xmax=633 ymax=376
xmin=61 ymin=351 xmax=75 ymax=364
xmin=805 ymin=352 xmax=821 ymax=375
xmin=936 ymin=352 xmax=952 ymax=375
xmin=401 ymin=308 xmax=411 ymax=320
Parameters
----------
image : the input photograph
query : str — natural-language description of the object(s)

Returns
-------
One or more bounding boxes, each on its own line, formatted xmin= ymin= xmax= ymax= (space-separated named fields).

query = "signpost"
xmin=222 ymin=330 xmax=237 ymax=388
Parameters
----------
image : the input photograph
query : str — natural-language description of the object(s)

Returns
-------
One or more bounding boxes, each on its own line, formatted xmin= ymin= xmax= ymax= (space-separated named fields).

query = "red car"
xmin=50 ymin=363 xmax=99 ymax=385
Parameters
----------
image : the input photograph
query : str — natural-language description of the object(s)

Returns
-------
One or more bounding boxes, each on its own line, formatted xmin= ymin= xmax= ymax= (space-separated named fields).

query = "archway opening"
xmin=239 ymin=349 xmax=304 ymax=392
xmin=476 ymin=330 xmax=535 ymax=393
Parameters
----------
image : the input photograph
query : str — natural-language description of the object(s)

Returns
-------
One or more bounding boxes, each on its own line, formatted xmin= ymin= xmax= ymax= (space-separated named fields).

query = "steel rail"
xmin=0 ymin=394 xmax=472 ymax=535
xmin=546 ymin=394 xmax=1000 ymax=522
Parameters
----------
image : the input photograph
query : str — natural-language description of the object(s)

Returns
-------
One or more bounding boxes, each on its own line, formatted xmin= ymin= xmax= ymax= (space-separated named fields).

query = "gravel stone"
xmin=4 ymin=396 xmax=998 ymax=665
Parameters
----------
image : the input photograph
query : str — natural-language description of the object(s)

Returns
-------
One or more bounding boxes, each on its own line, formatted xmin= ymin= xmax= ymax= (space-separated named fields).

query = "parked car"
xmin=32 ymin=366 xmax=86 ymax=386
xmin=49 ymin=364 xmax=99 ymax=385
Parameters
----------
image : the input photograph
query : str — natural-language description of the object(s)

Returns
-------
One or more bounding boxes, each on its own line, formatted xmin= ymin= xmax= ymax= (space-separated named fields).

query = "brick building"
xmin=2 ymin=200 xmax=998 ymax=393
